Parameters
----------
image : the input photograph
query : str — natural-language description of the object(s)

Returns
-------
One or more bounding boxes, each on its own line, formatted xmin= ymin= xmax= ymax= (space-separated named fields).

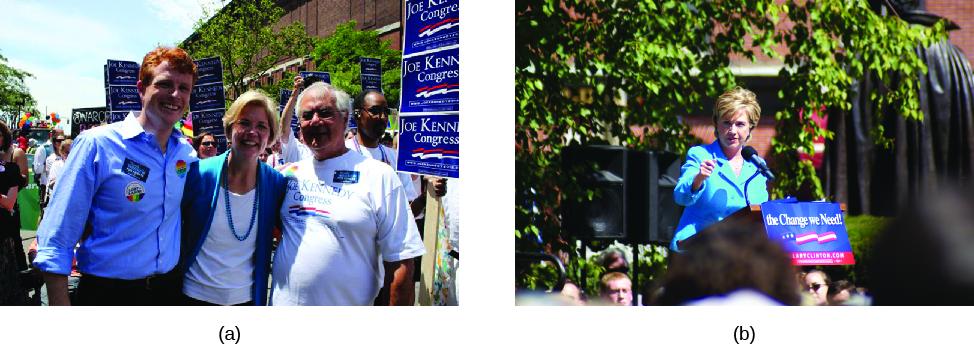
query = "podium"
xmin=677 ymin=203 xmax=847 ymax=252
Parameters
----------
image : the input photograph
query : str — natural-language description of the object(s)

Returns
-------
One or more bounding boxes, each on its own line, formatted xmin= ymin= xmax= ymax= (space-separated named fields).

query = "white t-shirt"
xmin=281 ymin=134 xmax=312 ymax=164
xmin=344 ymin=138 xmax=420 ymax=202
xmin=271 ymin=150 xmax=426 ymax=306
xmin=33 ymin=142 xmax=48 ymax=176
xmin=46 ymin=156 xmax=64 ymax=192
xmin=44 ymin=153 xmax=58 ymax=185
xmin=184 ymin=188 xmax=259 ymax=306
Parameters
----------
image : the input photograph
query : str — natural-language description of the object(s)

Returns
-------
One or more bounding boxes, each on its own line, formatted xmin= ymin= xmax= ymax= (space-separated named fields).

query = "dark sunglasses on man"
xmin=363 ymin=106 xmax=392 ymax=116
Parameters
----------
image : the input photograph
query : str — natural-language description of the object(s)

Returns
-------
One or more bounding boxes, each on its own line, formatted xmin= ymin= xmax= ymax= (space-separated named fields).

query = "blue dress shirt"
xmin=670 ymin=140 xmax=769 ymax=251
xmin=34 ymin=112 xmax=198 ymax=279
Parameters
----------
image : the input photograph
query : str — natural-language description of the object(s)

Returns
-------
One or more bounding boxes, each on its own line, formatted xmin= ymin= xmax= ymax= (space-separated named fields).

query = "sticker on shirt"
xmin=122 ymin=158 xmax=150 ymax=182
xmin=284 ymin=164 xmax=299 ymax=177
xmin=125 ymin=181 xmax=146 ymax=202
xmin=333 ymin=170 xmax=360 ymax=184
xmin=175 ymin=160 xmax=187 ymax=178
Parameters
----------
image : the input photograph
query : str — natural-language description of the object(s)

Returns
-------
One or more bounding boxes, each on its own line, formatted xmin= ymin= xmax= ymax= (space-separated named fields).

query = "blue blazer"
xmin=670 ymin=140 xmax=769 ymax=251
xmin=179 ymin=151 xmax=287 ymax=305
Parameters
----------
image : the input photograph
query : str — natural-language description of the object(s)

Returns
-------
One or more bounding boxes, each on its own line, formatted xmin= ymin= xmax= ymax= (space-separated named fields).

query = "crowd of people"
xmin=0 ymin=45 xmax=454 ymax=306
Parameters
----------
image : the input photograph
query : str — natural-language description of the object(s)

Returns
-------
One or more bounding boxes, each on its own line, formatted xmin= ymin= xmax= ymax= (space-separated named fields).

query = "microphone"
xmin=742 ymin=146 xmax=775 ymax=182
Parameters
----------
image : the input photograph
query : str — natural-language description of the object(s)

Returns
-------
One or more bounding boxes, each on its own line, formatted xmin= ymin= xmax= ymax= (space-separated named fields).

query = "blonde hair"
xmin=223 ymin=89 xmax=281 ymax=146
xmin=712 ymin=86 xmax=761 ymax=141
xmin=60 ymin=139 xmax=72 ymax=155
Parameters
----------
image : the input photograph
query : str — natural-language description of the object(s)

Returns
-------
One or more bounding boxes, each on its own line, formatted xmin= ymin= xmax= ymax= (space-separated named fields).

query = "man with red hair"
xmin=34 ymin=46 xmax=199 ymax=305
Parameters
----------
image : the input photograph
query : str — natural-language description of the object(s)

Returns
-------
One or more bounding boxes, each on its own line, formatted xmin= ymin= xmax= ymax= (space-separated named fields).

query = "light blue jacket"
xmin=179 ymin=151 xmax=287 ymax=305
xmin=670 ymin=140 xmax=769 ymax=251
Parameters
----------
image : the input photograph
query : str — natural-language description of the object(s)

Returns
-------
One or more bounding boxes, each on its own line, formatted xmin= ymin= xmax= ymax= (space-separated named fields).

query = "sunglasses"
xmin=807 ymin=283 xmax=827 ymax=291
xmin=364 ymin=106 xmax=392 ymax=116
xmin=201 ymin=141 xmax=217 ymax=147
xmin=54 ymin=138 xmax=65 ymax=142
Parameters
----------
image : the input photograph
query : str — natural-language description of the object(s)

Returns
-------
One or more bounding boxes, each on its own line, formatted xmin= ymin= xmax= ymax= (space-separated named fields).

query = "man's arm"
xmin=383 ymin=259 xmax=415 ymax=306
xmin=42 ymin=272 xmax=70 ymax=306
xmin=279 ymin=75 xmax=304 ymax=144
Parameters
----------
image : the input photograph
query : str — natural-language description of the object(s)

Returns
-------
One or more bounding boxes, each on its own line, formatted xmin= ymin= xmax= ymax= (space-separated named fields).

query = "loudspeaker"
xmin=562 ymin=146 xmax=627 ymax=239
xmin=626 ymin=150 xmax=684 ymax=245
xmin=562 ymin=146 xmax=684 ymax=245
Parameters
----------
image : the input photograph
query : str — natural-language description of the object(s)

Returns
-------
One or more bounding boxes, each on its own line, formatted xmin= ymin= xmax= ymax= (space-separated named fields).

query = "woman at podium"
xmin=669 ymin=87 xmax=770 ymax=251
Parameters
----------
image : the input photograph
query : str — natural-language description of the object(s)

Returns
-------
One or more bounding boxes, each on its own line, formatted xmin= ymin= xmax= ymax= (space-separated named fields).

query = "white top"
xmin=344 ymin=138 xmax=420 ymax=202
xmin=184 ymin=187 xmax=258 ymax=306
xmin=47 ymin=157 xmax=64 ymax=190
xmin=43 ymin=153 xmax=58 ymax=186
xmin=281 ymin=134 xmax=313 ymax=164
xmin=33 ymin=142 xmax=48 ymax=175
xmin=271 ymin=150 xmax=426 ymax=306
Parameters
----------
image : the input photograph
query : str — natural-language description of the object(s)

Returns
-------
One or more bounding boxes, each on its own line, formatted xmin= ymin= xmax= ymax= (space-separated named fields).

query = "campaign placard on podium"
xmin=761 ymin=202 xmax=855 ymax=265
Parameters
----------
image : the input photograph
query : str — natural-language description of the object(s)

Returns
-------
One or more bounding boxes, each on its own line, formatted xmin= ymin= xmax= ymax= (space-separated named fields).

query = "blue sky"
xmin=0 ymin=0 xmax=225 ymax=117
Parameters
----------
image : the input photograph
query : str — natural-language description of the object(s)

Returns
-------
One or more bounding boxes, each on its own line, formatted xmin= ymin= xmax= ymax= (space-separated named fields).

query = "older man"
xmin=271 ymin=82 xmax=424 ymax=305
xmin=33 ymin=46 xmax=198 ymax=305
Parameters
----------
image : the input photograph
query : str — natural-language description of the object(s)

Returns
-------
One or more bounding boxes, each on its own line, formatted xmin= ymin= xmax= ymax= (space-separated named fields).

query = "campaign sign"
xmin=72 ymin=107 xmax=108 ymax=135
xmin=761 ymin=202 xmax=855 ymax=265
xmin=400 ymin=47 xmax=459 ymax=113
xmin=108 ymin=111 xmax=128 ymax=124
xmin=397 ymin=113 xmax=459 ymax=178
xmin=279 ymin=89 xmax=292 ymax=106
xmin=404 ymin=0 xmax=459 ymax=56
xmin=299 ymin=71 xmax=331 ymax=85
xmin=195 ymin=57 xmax=224 ymax=86
xmin=190 ymin=84 xmax=227 ymax=111
xmin=106 ymin=60 xmax=139 ymax=85
xmin=361 ymin=57 xmax=382 ymax=76
xmin=108 ymin=86 xmax=142 ymax=111
xmin=278 ymin=104 xmax=300 ymax=139
xmin=192 ymin=109 xmax=228 ymax=153
xmin=362 ymin=74 xmax=383 ymax=93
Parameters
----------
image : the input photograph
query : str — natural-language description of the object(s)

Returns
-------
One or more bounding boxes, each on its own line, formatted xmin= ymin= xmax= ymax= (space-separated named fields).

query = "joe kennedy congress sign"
xmin=761 ymin=202 xmax=855 ymax=265
xmin=400 ymin=47 xmax=458 ymax=113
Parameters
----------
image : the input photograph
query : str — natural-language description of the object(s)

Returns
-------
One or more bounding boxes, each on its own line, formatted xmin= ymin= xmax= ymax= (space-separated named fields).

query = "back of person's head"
xmin=871 ymin=186 xmax=974 ymax=305
xmin=600 ymin=250 xmax=630 ymax=277
xmin=0 ymin=120 xmax=11 ymax=151
xmin=827 ymin=280 xmax=857 ymax=305
xmin=658 ymin=225 xmax=800 ymax=305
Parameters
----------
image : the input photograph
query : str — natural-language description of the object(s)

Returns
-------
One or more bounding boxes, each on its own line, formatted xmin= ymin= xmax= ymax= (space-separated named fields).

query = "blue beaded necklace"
xmin=223 ymin=154 xmax=259 ymax=241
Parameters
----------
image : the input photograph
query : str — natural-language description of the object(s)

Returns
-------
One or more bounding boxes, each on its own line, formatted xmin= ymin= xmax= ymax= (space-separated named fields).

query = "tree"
xmin=308 ymin=20 xmax=402 ymax=106
xmin=0 ymin=50 xmax=37 ymax=125
xmin=515 ymin=0 xmax=946 ymax=291
xmin=180 ymin=0 xmax=315 ymax=101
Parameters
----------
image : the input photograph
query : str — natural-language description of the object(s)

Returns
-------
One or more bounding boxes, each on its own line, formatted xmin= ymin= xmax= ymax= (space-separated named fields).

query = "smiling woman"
xmin=178 ymin=89 xmax=287 ymax=306
xmin=669 ymin=87 xmax=770 ymax=251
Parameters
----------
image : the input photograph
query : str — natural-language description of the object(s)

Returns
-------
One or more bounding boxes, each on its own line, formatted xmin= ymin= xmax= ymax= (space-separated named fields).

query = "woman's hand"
xmin=692 ymin=159 xmax=716 ymax=192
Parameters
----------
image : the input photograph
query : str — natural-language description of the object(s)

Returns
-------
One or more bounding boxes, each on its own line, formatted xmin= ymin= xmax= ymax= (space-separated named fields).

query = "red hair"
xmin=139 ymin=46 xmax=198 ymax=86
